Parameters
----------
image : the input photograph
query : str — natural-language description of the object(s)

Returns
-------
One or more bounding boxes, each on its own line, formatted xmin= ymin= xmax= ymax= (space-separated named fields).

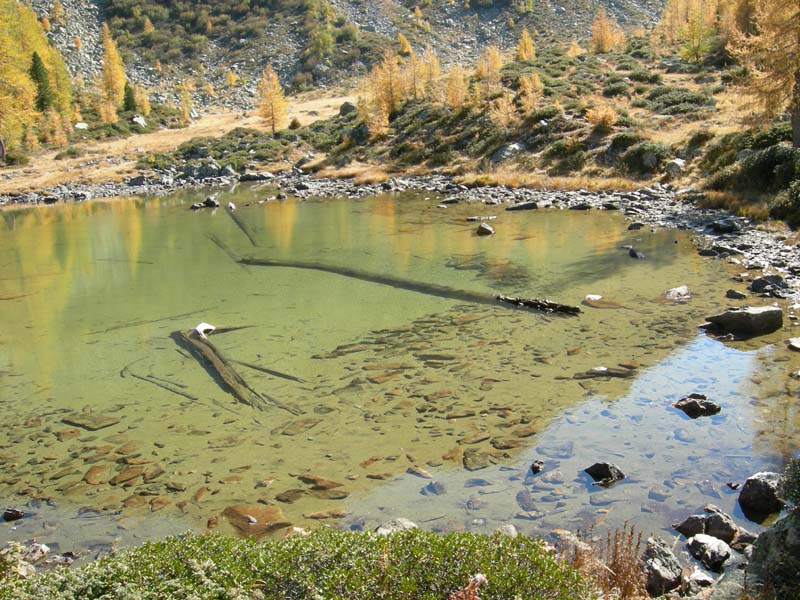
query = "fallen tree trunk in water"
xmin=239 ymin=257 xmax=579 ymax=315
xmin=172 ymin=329 xmax=303 ymax=415
xmin=495 ymin=295 xmax=581 ymax=315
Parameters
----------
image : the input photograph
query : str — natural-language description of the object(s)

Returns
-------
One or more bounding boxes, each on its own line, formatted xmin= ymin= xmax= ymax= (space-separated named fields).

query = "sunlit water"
xmin=1 ymin=185 xmax=798 ymax=559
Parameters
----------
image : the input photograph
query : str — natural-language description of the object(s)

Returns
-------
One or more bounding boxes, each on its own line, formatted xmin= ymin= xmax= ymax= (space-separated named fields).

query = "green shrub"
xmin=646 ymin=85 xmax=714 ymax=114
xmin=0 ymin=530 xmax=591 ymax=600
xmin=629 ymin=70 xmax=661 ymax=84
xmin=620 ymin=141 xmax=671 ymax=175
xmin=603 ymin=81 xmax=630 ymax=98
xmin=2 ymin=152 xmax=29 ymax=166
xmin=708 ymin=145 xmax=800 ymax=193
xmin=54 ymin=146 xmax=84 ymax=160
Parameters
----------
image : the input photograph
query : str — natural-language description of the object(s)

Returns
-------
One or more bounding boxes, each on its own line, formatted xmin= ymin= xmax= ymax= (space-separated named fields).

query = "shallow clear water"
xmin=1 ymin=186 xmax=798 ymax=557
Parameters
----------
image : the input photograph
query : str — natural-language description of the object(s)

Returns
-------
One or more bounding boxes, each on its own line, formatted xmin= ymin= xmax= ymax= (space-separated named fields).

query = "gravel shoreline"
xmin=3 ymin=169 xmax=799 ymax=299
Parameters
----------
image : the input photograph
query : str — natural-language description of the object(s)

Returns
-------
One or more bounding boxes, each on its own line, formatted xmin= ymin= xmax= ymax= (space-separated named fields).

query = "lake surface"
xmin=1 ymin=185 xmax=798 ymax=557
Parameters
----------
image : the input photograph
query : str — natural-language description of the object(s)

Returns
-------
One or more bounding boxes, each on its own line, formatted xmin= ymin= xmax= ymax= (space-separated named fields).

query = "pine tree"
xmin=101 ymin=23 xmax=126 ymax=109
xmin=123 ymin=81 xmax=137 ymax=112
xmin=730 ymin=0 xmax=800 ymax=146
xmin=516 ymin=28 xmax=536 ymax=61
xmin=257 ymin=64 xmax=288 ymax=134
xmin=29 ymin=51 xmax=54 ymax=112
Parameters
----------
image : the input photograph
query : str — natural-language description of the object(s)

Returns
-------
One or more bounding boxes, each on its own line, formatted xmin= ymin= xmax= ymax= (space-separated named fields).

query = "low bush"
xmin=619 ymin=141 xmax=671 ymax=175
xmin=707 ymin=144 xmax=800 ymax=193
xmin=0 ymin=530 xmax=592 ymax=600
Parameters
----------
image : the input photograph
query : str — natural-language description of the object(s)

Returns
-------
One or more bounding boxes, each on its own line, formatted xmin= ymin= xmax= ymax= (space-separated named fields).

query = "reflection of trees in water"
xmin=445 ymin=252 xmax=532 ymax=290
xmin=746 ymin=346 xmax=800 ymax=462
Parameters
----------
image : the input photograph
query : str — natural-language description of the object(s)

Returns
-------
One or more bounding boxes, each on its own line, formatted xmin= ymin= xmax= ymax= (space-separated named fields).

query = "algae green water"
xmin=1 ymin=186 xmax=798 ymax=555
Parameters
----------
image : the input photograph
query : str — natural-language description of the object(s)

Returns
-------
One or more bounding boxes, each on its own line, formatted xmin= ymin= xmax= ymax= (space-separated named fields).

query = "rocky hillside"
xmin=30 ymin=0 xmax=666 ymax=110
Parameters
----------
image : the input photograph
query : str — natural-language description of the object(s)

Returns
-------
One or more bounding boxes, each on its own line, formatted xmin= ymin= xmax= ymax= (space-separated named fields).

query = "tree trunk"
xmin=794 ymin=108 xmax=800 ymax=148
xmin=794 ymin=69 xmax=800 ymax=148
xmin=0 ymin=138 xmax=5 ymax=163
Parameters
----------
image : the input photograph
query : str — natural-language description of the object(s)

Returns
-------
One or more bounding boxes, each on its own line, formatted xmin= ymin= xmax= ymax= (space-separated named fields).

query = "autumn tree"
xmin=445 ymin=64 xmax=468 ymax=109
xmin=489 ymin=92 xmax=516 ymax=128
xmin=100 ymin=23 xmax=126 ymax=122
xmin=257 ymin=64 xmax=288 ymax=134
xmin=476 ymin=45 xmax=503 ymax=99
xmin=133 ymin=84 xmax=151 ymax=115
xmin=516 ymin=28 xmax=536 ymax=61
xmin=591 ymin=7 xmax=624 ymax=53
xmin=730 ymin=0 xmax=800 ymax=146
xmin=679 ymin=6 xmax=715 ymax=62
xmin=398 ymin=32 xmax=412 ymax=56
xmin=517 ymin=72 xmax=543 ymax=114
xmin=50 ymin=0 xmax=65 ymax=25
xmin=420 ymin=47 xmax=441 ymax=97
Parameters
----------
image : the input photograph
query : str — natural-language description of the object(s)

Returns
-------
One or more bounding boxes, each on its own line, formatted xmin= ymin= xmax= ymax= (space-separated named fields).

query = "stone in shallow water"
xmin=297 ymin=474 xmax=344 ymax=490
xmin=584 ymin=462 xmax=625 ymax=487
xmin=278 ymin=418 xmax=322 ymax=436
xmin=673 ymin=393 xmax=721 ymax=418
xmin=223 ymin=504 xmax=289 ymax=535
xmin=275 ymin=489 xmax=307 ymax=504
xmin=462 ymin=448 xmax=491 ymax=471
xmin=61 ymin=414 xmax=120 ymax=431
xmin=110 ymin=467 xmax=144 ymax=486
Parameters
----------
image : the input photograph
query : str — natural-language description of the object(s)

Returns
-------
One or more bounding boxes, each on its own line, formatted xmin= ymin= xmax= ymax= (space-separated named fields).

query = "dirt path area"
xmin=0 ymin=94 xmax=355 ymax=195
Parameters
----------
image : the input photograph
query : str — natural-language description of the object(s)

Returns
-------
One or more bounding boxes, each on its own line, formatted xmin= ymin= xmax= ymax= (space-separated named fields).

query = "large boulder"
xmin=674 ymin=505 xmax=740 ymax=543
xmin=739 ymin=471 xmax=785 ymax=520
xmin=687 ymin=533 xmax=731 ymax=571
xmin=703 ymin=306 xmax=783 ymax=337
xmin=375 ymin=518 xmax=418 ymax=535
xmin=747 ymin=511 xmax=800 ymax=599
xmin=640 ymin=536 xmax=682 ymax=596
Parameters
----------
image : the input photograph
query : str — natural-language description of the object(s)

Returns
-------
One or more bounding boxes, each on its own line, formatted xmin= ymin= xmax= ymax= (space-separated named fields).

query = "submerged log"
xmin=495 ymin=295 xmax=581 ymax=315
xmin=172 ymin=329 xmax=303 ymax=415
xmin=226 ymin=207 xmax=259 ymax=247
xmin=239 ymin=257 xmax=579 ymax=315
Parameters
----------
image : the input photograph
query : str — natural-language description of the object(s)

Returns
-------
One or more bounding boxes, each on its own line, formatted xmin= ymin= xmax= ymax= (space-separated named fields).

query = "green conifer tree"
xmin=123 ymin=81 xmax=137 ymax=112
xmin=29 ymin=51 xmax=54 ymax=112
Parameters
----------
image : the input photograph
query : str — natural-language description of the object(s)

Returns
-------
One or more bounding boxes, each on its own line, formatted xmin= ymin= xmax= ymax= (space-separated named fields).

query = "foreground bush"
xmin=0 ymin=529 xmax=592 ymax=600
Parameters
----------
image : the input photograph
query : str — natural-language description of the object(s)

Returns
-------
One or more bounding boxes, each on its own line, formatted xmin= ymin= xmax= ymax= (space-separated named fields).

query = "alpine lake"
xmin=1 ymin=183 xmax=798 ymax=560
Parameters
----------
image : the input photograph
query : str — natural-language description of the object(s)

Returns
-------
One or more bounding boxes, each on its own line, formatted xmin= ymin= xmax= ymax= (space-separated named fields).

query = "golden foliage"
xmin=143 ymin=16 xmax=155 ymax=34
xmin=566 ymin=40 xmax=584 ymax=57
xmin=516 ymin=28 xmax=536 ymax=61
xmin=517 ymin=72 xmax=543 ymax=114
xmin=591 ymin=8 xmax=625 ymax=53
xmin=40 ymin=15 xmax=51 ymax=32
xmin=730 ymin=0 xmax=800 ymax=143
xmin=50 ymin=0 xmax=65 ymax=24
xmin=0 ymin=0 xmax=72 ymax=151
xmin=133 ymin=84 xmax=151 ymax=116
xmin=586 ymin=104 xmax=619 ymax=131
xmin=445 ymin=64 xmax=468 ymax=109
xmin=488 ymin=92 xmax=516 ymax=128
xmin=476 ymin=45 xmax=503 ymax=98
xmin=73 ymin=36 xmax=82 ymax=51
xmin=257 ymin=64 xmax=288 ymax=134
xmin=101 ymin=23 xmax=126 ymax=111
xmin=397 ymin=32 xmax=412 ymax=56
xmin=225 ymin=70 xmax=239 ymax=88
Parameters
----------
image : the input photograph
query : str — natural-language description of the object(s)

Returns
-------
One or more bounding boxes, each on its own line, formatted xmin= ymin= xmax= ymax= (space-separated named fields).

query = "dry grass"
xmin=564 ymin=523 xmax=647 ymax=600
xmin=586 ymin=104 xmax=619 ymax=131
xmin=316 ymin=162 xmax=393 ymax=184
xmin=698 ymin=190 xmax=772 ymax=221
xmin=455 ymin=169 xmax=643 ymax=192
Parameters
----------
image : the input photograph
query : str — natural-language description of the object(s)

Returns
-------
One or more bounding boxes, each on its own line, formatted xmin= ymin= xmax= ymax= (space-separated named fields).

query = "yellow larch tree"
xmin=476 ymin=45 xmax=503 ymax=99
xmin=257 ymin=64 xmax=288 ymax=134
xmin=445 ymin=64 xmax=468 ymax=109
xmin=517 ymin=72 xmax=543 ymax=114
xmin=100 ymin=23 xmax=126 ymax=121
xmin=516 ymin=28 xmax=536 ymax=61
xmin=397 ymin=32 xmax=412 ymax=56
xmin=730 ymin=0 xmax=800 ymax=146
xmin=591 ymin=7 xmax=625 ymax=53
xmin=488 ymin=92 xmax=516 ymax=128
xmin=420 ymin=47 xmax=441 ymax=97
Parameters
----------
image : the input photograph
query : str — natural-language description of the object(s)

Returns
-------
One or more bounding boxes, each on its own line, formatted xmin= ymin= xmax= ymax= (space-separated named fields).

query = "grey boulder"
xmin=703 ymin=306 xmax=783 ymax=337
xmin=687 ymin=533 xmax=731 ymax=571
xmin=739 ymin=471 xmax=785 ymax=519
xmin=640 ymin=536 xmax=682 ymax=596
